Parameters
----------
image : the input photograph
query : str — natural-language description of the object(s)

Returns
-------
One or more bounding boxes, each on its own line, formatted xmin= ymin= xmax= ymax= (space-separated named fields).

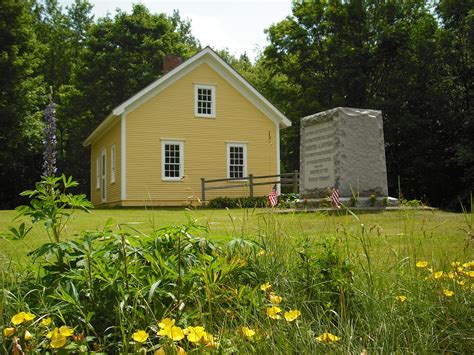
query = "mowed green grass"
xmin=0 ymin=207 xmax=472 ymax=270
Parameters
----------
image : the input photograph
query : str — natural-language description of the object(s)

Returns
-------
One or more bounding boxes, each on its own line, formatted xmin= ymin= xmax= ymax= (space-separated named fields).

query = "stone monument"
xmin=300 ymin=107 xmax=388 ymax=200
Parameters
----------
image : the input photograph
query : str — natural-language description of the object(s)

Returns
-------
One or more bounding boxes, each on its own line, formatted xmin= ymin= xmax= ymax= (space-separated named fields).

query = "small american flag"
xmin=331 ymin=187 xmax=340 ymax=209
xmin=268 ymin=185 xmax=278 ymax=208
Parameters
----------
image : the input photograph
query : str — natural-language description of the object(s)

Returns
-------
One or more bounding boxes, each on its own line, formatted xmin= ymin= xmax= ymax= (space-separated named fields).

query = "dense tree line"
xmin=0 ymin=0 xmax=472 ymax=209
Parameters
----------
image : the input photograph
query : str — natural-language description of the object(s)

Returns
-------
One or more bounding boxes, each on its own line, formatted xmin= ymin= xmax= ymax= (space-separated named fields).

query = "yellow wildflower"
xmin=266 ymin=306 xmax=281 ymax=319
xmin=434 ymin=271 xmax=444 ymax=279
xmin=132 ymin=330 xmax=149 ymax=343
xmin=457 ymin=280 xmax=465 ymax=286
xmin=462 ymin=261 xmax=474 ymax=269
xmin=40 ymin=317 xmax=52 ymax=327
xmin=3 ymin=327 xmax=15 ymax=337
xmin=11 ymin=313 xmax=24 ymax=325
xmin=396 ymin=295 xmax=408 ymax=302
xmin=58 ymin=326 xmax=74 ymax=337
xmin=457 ymin=266 xmax=464 ymax=273
xmin=416 ymin=261 xmax=428 ymax=268
xmin=260 ymin=282 xmax=272 ymax=291
xmin=11 ymin=312 xmax=35 ymax=325
xmin=316 ymin=332 xmax=341 ymax=343
xmin=242 ymin=326 xmax=256 ymax=338
xmin=269 ymin=293 xmax=283 ymax=304
xmin=157 ymin=319 xmax=185 ymax=341
xmin=284 ymin=309 xmax=301 ymax=322
xmin=464 ymin=270 xmax=474 ymax=278
xmin=186 ymin=326 xmax=206 ymax=343
xmin=155 ymin=347 xmax=186 ymax=355
xmin=257 ymin=250 xmax=266 ymax=257
xmin=447 ymin=272 xmax=455 ymax=279
xmin=24 ymin=312 xmax=35 ymax=321
xmin=24 ymin=330 xmax=33 ymax=341
xmin=204 ymin=333 xmax=217 ymax=348
xmin=158 ymin=318 xmax=175 ymax=329
xmin=451 ymin=261 xmax=461 ymax=267
xmin=48 ymin=328 xmax=67 ymax=349
xmin=443 ymin=289 xmax=454 ymax=297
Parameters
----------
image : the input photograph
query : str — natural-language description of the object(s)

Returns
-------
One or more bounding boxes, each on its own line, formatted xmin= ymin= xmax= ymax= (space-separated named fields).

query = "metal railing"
xmin=200 ymin=171 xmax=299 ymax=207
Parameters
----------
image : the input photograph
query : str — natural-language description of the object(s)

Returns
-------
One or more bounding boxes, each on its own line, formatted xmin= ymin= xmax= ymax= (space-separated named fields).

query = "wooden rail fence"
xmin=200 ymin=171 xmax=299 ymax=207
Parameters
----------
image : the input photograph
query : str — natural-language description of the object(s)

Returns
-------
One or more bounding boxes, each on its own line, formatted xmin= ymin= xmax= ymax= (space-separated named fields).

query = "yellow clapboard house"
xmin=83 ymin=47 xmax=291 ymax=207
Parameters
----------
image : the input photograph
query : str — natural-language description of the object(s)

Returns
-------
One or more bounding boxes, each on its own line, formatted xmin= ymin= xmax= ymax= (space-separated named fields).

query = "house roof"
xmin=83 ymin=47 xmax=291 ymax=147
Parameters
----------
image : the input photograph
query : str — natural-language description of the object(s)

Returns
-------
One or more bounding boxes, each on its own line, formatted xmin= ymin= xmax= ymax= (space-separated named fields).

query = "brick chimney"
xmin=163 ymin=54 xmax=183 ymax=74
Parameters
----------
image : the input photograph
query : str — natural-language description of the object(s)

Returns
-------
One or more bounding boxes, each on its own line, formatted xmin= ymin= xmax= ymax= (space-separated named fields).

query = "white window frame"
xmin=194 ymin=84 xmax=216 ymax=118
xmin=101 ymin=148 xmax=107 ymax=203
xmin=161 ymin=140 xmax=184 ymax=181
xmin=110 ymin=144 xmax=116 ymax=183
xmin=226 ymin=143 xmax=247 ymax=179
xmin=96 ymin=156 xmax=100 ymax=189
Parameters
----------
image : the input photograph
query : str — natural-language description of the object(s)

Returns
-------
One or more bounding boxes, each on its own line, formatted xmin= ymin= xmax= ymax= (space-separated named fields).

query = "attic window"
xmin=195 ymin=84 xmax=215 ymax=118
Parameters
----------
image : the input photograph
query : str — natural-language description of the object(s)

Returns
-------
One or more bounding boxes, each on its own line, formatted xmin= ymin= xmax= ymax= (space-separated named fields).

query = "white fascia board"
xmin=83 ymin=113 xmax=117 ymax=147
xmin=85 ymin=47 xmax=291 ymax=146
xmin=113 ymin=48 xmax=212 ymax=116
xmin=205 ymin=50 xmax=292 ymax=128
xmin=204 ymin=54 xmax=292 ymax=128
xmin=115 ymin=47 xmax=291 ymax=127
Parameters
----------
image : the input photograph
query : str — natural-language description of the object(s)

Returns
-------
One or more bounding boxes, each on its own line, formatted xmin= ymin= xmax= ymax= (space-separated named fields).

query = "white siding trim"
xmin=276 ymin=123 xmax=281 ymax=195
xmin=121 ymin=113 xmax=127 ymax=200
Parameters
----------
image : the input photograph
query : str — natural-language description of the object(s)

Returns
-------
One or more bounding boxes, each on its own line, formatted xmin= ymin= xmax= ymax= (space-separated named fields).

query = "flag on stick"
xmin=268 ymin=185 xmax=278 ymax=208
xmin=331 ymin=188 xmax=340 ymax=209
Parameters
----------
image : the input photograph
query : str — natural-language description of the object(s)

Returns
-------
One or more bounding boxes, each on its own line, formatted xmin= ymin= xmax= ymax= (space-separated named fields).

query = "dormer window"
xmin=195 ymin=84 xmax=216 ymax=118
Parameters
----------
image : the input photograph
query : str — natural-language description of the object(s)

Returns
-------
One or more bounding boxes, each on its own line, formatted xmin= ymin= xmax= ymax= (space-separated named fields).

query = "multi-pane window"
xmin=227 ymin=143 xmax=247 ymax=179
xmin=162 ymin=140 xmax=184 ymax=180
xmin=195 ymin=84 xmax=215 ymax=117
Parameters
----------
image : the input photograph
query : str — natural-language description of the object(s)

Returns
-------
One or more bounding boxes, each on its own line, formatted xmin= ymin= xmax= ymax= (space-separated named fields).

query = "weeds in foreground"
xmin=1 ymin=210 xmax=473 ymax=353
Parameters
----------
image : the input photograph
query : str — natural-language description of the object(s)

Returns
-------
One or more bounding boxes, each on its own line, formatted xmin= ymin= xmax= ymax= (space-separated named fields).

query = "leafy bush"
xmin=208 ymin=196 xmax=267 ymax=208
xmin=15 ymin=174 xmax=92 ymax=244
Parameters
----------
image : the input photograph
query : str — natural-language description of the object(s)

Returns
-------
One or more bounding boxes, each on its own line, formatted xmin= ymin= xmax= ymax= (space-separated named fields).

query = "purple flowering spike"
xmin=43 ymin=93 xmax=57 ymax=177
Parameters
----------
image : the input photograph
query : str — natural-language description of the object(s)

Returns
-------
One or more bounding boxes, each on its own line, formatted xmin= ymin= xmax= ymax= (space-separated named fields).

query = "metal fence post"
xmin=201 ymin=178 xmax=206 ymax=207
xmin=293 ymin=170 xmax=299 ymax=193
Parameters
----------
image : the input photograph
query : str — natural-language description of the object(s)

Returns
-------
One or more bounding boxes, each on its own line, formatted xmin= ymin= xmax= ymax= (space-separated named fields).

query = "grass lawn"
xmin=1 ymin=207 xmax=471 ymax=270
xmin=1 ymin=206 xmax=473 ymax=353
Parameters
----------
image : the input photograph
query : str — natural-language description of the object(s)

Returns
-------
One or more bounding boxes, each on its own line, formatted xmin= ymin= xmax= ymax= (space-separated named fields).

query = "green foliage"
xmin=1 ymin=210 xmax=473 ymax=352
xmin=400 ymin=198 xmax=422 ymax=208
xmin=208 ymin=196 xmax=268 ymax=209
xmin=369 ymin=195 xmax=377 ymax=207
xmin=15 ymin=175 xmax=92 ymax=243
xmin=256 ymin=0 xmax=473 ymax=208
xmin=0 ymin=223 xmax=32 ymax=241
xmin=294 ymin=236 xmax=352 ymax=314
xmin=278 ymin=193 xmax=299 ymax=208
xmin=0 ymin=0 xmax=46 ymax=208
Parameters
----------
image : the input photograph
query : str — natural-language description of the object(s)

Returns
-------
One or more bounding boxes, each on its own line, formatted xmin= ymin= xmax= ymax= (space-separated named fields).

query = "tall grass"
xmin=1 ymin=208 xmax=472 ymax=353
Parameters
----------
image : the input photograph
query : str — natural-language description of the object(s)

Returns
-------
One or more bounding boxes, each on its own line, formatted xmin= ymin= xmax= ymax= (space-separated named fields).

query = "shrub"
xmin=208 ymin=196 xmax=267 ymax=208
